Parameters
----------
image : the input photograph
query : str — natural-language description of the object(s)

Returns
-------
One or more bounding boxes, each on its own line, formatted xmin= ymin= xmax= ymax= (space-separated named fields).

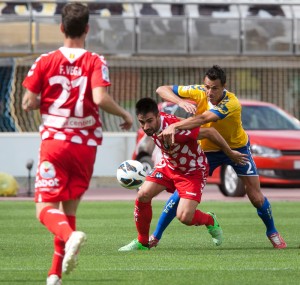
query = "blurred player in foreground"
xmin=119 ymin=98 xmax=248 ymax=251
xmin=150 ymin=65 xmax=286 ymax=249
xmin=22 ymin=3 xmax=132 ymax=284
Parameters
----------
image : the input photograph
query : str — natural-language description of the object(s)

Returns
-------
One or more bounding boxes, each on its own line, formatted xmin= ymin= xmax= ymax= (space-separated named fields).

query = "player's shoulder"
xmin=225 ymin=90 xmax=241 ymax=105
xmin=160 ymin=112 xmax=178 ymax=122
xmin=178 ymin=84 xmax=206 ymax=92
xmin=89 ymin=52 xmax=108 ymax=65
xmin=218 ymin=90 xmax=241 ymax=113
xmin=226 ymin=89 xmax=238 ymax=98
xmin=32 ymin=50 xmax=57 ymax=63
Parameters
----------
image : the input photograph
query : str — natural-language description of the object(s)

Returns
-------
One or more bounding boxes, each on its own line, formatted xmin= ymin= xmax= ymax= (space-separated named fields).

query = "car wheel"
xmin=139 ymin=156 xmax=154 ymax=174
xmin=218 ymin=165 xmax=246 ymax=197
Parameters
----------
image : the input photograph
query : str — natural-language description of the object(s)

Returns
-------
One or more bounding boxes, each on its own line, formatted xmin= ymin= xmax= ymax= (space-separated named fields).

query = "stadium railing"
xmin=0 ymin=0 xmax=300 ymax=56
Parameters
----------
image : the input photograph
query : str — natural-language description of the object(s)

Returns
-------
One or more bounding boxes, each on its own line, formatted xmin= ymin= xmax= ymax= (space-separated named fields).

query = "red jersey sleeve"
xmin=174 ymin=127 xmax=200 ymax=143
xmin=91 ymin=54 xmax=111 ymax=89
xmin=22 ymin=55 xmax=45 ymax=94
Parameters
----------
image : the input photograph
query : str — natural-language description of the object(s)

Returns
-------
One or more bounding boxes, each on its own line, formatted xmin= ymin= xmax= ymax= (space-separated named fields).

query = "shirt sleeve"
xmin=22 ymin=56 xmax=43 ymax=94
xmin=91 ymin=55 xmax=111 ymax=88
xmin=174 ymin=127 xmax=200 ymax=143
xmin=173 ymin=85 xmax=206 ymax=101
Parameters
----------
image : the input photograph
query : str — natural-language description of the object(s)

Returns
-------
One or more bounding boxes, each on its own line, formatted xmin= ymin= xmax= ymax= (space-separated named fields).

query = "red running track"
xmin=1 ymin=184 xmax=300 ymax=202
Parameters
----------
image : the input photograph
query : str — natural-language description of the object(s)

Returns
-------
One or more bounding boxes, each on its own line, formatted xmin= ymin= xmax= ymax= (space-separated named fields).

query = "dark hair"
xmin=204 ymin=65 xmax=226 ymax=86
xmin=62 ymin=2 xmax=89 ymax=38
xmin=135 ymin=98 xmax=159 ymax=116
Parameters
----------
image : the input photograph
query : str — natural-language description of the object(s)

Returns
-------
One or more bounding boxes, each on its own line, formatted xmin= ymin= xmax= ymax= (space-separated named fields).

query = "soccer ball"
xmin=116 ymin=160 xmax=146 ymax=190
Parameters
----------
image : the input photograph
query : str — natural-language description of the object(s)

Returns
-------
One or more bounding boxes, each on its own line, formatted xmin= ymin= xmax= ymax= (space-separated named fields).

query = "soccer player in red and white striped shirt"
xmin=22 ymin=3 xmax=132 ymax=284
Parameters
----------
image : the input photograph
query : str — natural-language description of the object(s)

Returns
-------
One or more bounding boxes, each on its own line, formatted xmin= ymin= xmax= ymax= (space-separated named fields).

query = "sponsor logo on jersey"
xmin=102 ymin=65 xmax=110 ymax=82
xmin=42 ymin=114 xmax=96 ymax=128
xmin=39 ymin=161 xmax=56 ymax=179
xmin=155 ymin=172 xmax=163 ymax=179
xmin=35 ymin=178 xmax=60 ymax=188
xmin=36 ymin=161 xmax=60 ymax=189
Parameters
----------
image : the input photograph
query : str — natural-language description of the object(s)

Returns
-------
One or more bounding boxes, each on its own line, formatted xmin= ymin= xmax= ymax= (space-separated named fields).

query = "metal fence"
xmin=1 ymin=0 xmax=300 ymax=55
xmin=1 ymin=55 xmax=299 ymax=133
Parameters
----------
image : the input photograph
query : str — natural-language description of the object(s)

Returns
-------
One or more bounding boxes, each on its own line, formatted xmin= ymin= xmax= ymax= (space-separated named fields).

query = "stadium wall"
xmin=0 ymin=132 xmax=136 ymax=177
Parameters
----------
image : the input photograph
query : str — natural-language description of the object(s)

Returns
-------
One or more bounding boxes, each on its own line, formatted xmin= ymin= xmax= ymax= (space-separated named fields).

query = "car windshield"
xmin=242 ymin=105 xmax=300 ymax=130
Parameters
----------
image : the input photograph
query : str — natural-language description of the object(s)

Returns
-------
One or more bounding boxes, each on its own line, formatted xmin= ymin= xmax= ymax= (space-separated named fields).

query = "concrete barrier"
xmin=0 ymin=132 xmax=136 ymax=177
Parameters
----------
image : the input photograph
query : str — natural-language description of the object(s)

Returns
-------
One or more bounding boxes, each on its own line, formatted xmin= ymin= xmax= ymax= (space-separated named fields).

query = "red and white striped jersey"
xmin=152 ymin=112 xmax=208 ymax=173
xmin=22 ymin=47 xmax=111 ymax=146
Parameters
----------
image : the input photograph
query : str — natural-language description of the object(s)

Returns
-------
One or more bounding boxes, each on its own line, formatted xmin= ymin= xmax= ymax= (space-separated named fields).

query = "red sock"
xmin=48 ymin=215 xmax=76 ymax=277
xmin=48 ymin=237 xmax=64 ymax=278
xmin=190 ymin=210 xmax=214 ymax=226
xmin=135 ymin=199 xmax=152 ymax=245
xmin=39 ymin=206 xmax=73 ymax=242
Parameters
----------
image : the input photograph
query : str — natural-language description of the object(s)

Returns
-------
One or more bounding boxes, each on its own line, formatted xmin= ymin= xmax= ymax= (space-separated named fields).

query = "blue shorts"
xmin=205 ymin=140 xmax=258 ymax=177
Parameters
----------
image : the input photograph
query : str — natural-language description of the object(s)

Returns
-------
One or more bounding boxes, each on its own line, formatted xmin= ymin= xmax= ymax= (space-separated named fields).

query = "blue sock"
xmin=152 ymin=190 xmax=180 ymax=240
xmin=257 ymin=197 xmax=277 ymax=236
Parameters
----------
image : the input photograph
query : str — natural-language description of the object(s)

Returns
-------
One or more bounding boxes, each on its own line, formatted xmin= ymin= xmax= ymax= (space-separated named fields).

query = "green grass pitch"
xmin=0 ymin=200 xmax=299 ymax=285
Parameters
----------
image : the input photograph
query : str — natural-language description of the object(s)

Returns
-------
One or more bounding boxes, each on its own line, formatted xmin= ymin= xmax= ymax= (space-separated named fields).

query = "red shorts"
xmin=34 ymin=139 xmax=97 ymax=203
xmin=146 ymin=165 xmax=208 ymax=203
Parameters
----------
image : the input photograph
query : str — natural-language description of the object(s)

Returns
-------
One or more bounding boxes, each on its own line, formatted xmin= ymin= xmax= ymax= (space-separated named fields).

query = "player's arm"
xmin=176 ymin=111 xmax=219 ymax=129
xmin=156 ymin=85 xmax=196 ymax=114
xmin=159 ymin=110 xmax=219 ymax=145
xmin=92 ymin=86 xmax=133 ymax=130
xmin=198 ymin=128 xmax=248 ymax=165
xmin=22 ymin=89 xmax=40 ymax=111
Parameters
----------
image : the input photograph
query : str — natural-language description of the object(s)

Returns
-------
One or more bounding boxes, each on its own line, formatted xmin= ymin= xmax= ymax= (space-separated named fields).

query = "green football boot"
xmin=206 ymin=212 xmax=223 ymax=246
xmin=118 ymin=239 xmax=149 ymax=251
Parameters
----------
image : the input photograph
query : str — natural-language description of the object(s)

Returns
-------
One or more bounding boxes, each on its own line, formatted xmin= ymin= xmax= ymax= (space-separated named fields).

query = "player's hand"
xmin=22 ymin=95 xmax=40 ymax=112
xmin=178 ymin=101 xmax=196 ymax=114
xmin=120 ymin=111 xmax=133 ymax=130
xmin=158 ymin=124 xmax=176 ymax=145
xmin=228 ymin=150 xmax=249 ymax=165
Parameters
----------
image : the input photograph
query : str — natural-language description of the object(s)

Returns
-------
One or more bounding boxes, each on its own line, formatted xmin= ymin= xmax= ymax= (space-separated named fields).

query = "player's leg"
xmin=240 ymin=175 xmax=286 ymax=249
xmin=59 ymin=142 xmax=97 ymax=273
xmin=37 ymin=202 xmax=74 ymax=243
xmin=60 ymin=199 xmax=86 ymax=274
xmin=47 ymin=236 xmax=64 ymax=285
xmin=150 ymin=190 xmax=180 ymax=247
xmin=47 ymin=203 xmax=75 ymax=282
xmin=177 ymin=198 xmax=207 ymax=225
xmin=37 ymin=200 xmax=82 ymax=278
xmin=119 ymin=180 xmax=166 ymax=251
xmin=37 ymin=201 xmax=79 ymax=284
xmin=36 ymin=178 xmax=85 ymax=277
xmin=178 ymin=168 xmax=223 ymax=245
xmin=35 ymin=142 xmax=75 ymax=243
xmin=176 ymin=198 xmax=223 ymax=246
xmin=232 ymin=142 xmax=286 ymax=249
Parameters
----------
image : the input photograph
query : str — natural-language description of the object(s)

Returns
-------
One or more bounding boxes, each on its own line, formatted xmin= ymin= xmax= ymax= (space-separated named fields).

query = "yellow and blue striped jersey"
xmin=173 ymin=84 xmax=248 ymax=151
